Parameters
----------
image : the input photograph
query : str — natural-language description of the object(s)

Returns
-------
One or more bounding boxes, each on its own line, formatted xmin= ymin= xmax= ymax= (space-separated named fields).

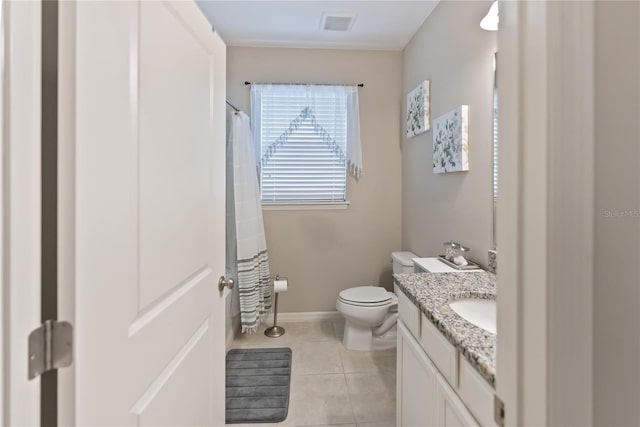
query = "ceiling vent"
xmin=320 ymin=12 xmax=356 ymax=32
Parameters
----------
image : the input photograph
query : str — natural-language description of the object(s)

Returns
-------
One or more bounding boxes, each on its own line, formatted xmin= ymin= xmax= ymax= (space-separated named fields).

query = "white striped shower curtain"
xmin=231 ymin=112 xmax=272 ymax=333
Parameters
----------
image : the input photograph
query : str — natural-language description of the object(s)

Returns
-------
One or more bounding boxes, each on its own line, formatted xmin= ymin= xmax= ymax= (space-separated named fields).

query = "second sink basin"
xmin=448 ymin=298 xmax=497 ymax=334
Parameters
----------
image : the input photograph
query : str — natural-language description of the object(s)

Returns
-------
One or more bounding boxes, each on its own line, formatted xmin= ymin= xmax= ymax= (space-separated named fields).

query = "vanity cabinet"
xmin=397 ymin=322 xmax=438 ymax=426
xmin=437 ymin=374 xmax=480 ymax=427
xmin=395 ymin=283 xmax=496 ymax=427
xmin=397 ymin=321 xmax=479 ymax=427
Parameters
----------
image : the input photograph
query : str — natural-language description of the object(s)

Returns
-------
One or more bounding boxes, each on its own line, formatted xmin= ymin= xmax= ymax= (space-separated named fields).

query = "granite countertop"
xmin=393 ymin=271 xmax=497 ymax=388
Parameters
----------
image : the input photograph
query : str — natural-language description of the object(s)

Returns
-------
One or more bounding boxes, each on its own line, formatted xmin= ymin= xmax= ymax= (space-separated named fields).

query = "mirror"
xmin=492 ymin=52 xmax=498 ymax=250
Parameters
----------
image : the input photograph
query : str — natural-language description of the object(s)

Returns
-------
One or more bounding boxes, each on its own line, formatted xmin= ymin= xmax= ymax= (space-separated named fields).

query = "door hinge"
xmin=494 ymin=395 xmax=505 ymax=427
xmin=28 ymin=320 xmax=73 ymax=380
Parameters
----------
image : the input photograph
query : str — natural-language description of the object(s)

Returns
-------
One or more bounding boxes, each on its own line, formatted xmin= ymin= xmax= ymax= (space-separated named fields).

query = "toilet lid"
xmin=339 ymin=286 xmax=392 ymax=305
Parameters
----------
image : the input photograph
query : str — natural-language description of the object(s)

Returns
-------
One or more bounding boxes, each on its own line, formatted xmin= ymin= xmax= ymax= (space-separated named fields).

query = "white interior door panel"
xmin=74 ymin=1 xmax=226 ymax=425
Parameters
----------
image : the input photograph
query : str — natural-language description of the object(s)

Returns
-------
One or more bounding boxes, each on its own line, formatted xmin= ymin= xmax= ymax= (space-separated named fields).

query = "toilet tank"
xmin=392 ymin=251 xmax=417 ymax=274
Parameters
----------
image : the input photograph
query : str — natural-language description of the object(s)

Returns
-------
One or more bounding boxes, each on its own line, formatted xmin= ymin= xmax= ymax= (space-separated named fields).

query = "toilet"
xmin=336 ymin=251 xmax=417 ymax=351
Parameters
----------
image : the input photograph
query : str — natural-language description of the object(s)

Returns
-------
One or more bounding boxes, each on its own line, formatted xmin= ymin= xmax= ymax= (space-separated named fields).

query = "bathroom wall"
xmin=227 ymin=47 xmax=403 ymax=313
xmin=593 ymin=1 xmax=640 ymax=424
xmin=401 ymin=1 xmax=496 ymax=266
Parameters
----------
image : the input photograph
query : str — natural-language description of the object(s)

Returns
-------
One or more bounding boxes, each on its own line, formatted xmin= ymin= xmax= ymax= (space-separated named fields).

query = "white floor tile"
xmin=228 ymin=319 xmax=397 ymax=427
xmin=345 ymin=372 xmax=396 ymax=424
xmin=332 ymin=318 xmax=345 ymax=339
xmin=357 ymin=422 xmax=396 ymax=427
xmin=281 ymin=374 xmax=355 ymax=426
xmin=290 ymin=340 xmax=343 ymax=376
xmin=280 ymin=321 xmax=336 ymax=342
xmin=339 ymin=348 xmax=396 ymax=374
xmin=230 ymin=323 xmax=289 ymax=348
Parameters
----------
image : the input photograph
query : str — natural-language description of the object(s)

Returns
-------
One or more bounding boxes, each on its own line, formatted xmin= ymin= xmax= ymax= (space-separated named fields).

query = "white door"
xmin=72 ymin=1 xmax=227 ymax=425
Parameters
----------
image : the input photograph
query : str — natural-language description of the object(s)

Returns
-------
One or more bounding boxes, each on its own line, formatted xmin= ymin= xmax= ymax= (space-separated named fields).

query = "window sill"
xmin=262 ymin=201 xmax=351 ymax=211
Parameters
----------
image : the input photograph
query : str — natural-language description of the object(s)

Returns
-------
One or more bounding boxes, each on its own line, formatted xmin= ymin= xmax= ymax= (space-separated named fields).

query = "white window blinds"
xmin=251 ymin=84 xmax=360 ymax=205
xmin=493 ymin=81 xmax=498 ymax=207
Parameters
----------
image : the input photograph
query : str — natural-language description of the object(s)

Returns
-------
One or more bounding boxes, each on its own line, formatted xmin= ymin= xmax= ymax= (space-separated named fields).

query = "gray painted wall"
xmin=401 ymin=1 xmax=496 ymax=266
xmin=227 ymin=47 xmax=403 ymax=313
xmin=594 ymin=1 xmax=640 ymax=424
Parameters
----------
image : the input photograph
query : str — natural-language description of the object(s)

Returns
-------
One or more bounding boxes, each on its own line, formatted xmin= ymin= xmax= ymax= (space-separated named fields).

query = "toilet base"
xmin=342 ymin=320 xmax=397 ymax=351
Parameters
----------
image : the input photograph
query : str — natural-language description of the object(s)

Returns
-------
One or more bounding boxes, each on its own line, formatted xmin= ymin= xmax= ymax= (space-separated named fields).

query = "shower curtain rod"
xmin=244 ymin=81 xmax=364 ymax=88
xmin=226 ymin=99 xmax=241 ymax=113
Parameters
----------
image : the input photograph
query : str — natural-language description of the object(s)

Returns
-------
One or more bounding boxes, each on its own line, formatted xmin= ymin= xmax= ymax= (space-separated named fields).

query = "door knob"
xmin=218 ymin=276 xmax=234 ymax=291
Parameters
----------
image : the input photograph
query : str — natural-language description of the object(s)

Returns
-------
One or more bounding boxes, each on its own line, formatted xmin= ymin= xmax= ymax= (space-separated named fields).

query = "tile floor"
xmin=228 ymin=318 xmax=397 ymax=427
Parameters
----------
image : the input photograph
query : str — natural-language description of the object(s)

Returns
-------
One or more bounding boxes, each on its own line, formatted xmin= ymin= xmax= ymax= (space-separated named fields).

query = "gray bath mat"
xmin=225 ymin=347 xmax=292 ymax=424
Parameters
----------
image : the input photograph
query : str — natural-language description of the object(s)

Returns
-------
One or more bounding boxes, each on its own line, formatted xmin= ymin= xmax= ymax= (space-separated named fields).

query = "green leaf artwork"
xmin=406 ymin=80 xmax=430 ymax=138
xmin=433 ymin=105 xmax=469 ymax=173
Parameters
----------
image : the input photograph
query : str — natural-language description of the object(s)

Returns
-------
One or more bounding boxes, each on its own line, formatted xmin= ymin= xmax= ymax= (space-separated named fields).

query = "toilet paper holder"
xmin=265 ymin=274 xmax=287 ymax=338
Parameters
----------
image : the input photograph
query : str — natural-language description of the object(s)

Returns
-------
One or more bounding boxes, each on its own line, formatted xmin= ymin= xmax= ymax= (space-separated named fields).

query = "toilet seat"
xmin=338 ymin=286 xmax=392 ymax=306
xmin=338 ymin=298 xmax=391 ymax=308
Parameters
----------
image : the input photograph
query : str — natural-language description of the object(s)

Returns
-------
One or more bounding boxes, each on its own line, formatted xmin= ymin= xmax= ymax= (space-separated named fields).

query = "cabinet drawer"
xmin=395 ymin=284 xmax=420 ymax=337
xmin=420 ymin=313 xmax=458 ymax=387
xmin=458 ymin=358 xmax=497 ymax=427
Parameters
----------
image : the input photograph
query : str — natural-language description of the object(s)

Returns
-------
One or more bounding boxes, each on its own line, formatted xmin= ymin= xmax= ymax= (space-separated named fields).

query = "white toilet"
xmin=336 ymin=251 xmax=417 ymax=351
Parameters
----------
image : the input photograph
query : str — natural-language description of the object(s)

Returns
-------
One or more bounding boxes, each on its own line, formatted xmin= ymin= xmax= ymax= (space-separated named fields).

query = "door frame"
xmin=41 ymin=0 xmax=60 ymax=422
xmin=57 ymin=0 xmax=76 ymax=424
xmin=2 ymin=0 xmax=43 ymax=425
xmin=496 ymin=1 xmax=595 ymax=425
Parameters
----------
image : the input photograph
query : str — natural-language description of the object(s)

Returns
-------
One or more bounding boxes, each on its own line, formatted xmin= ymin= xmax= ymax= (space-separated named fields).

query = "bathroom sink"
xmin=448 ymin=299 xmax=496 ymax=334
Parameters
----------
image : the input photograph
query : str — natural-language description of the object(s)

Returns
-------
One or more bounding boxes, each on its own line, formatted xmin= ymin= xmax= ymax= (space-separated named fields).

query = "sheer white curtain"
xmin=345 ymin=86 xmax=362 ymax=179
xmin=251 ymin=84 xmax=363 ymax=180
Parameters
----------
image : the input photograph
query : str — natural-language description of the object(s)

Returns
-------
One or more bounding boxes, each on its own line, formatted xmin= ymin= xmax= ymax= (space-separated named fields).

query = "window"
xmin=251 ymin=84 xmax=361 ymax=206
xmin=492 ymin=52 xmax=498 ymax=249
xmin=493 ymin=72 xmax=498 ymax=208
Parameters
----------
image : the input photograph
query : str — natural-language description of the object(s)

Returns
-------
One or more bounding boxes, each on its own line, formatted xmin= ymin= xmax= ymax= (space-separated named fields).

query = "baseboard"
xmin=264 ymin=310 xmax=342 ymax=323
xmin=229 ymin=311 xmax=341 ymax=344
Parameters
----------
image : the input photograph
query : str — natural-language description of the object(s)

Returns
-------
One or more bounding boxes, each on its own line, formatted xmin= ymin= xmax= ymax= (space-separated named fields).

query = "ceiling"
xmin=196 ymin=1 xmax=440 ymax=51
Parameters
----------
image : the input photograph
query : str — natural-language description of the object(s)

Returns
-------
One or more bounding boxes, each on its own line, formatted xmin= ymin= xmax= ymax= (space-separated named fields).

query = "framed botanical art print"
xmin=433 ymin=105 xmax=469 ymax=173
xmin=406 ymin=80 xmax=430 ymax=138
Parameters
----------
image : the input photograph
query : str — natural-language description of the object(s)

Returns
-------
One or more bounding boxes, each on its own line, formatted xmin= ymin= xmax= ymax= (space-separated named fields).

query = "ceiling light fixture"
xmin=480 ymin=1 xmax=499 ymax=31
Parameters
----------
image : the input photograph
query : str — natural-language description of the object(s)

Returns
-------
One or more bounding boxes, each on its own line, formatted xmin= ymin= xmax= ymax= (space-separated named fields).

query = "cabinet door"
xmin=436 ymin=374 xmax=480 ymax=427
xmin=398 ymin=322 xmax=438 ymax=426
